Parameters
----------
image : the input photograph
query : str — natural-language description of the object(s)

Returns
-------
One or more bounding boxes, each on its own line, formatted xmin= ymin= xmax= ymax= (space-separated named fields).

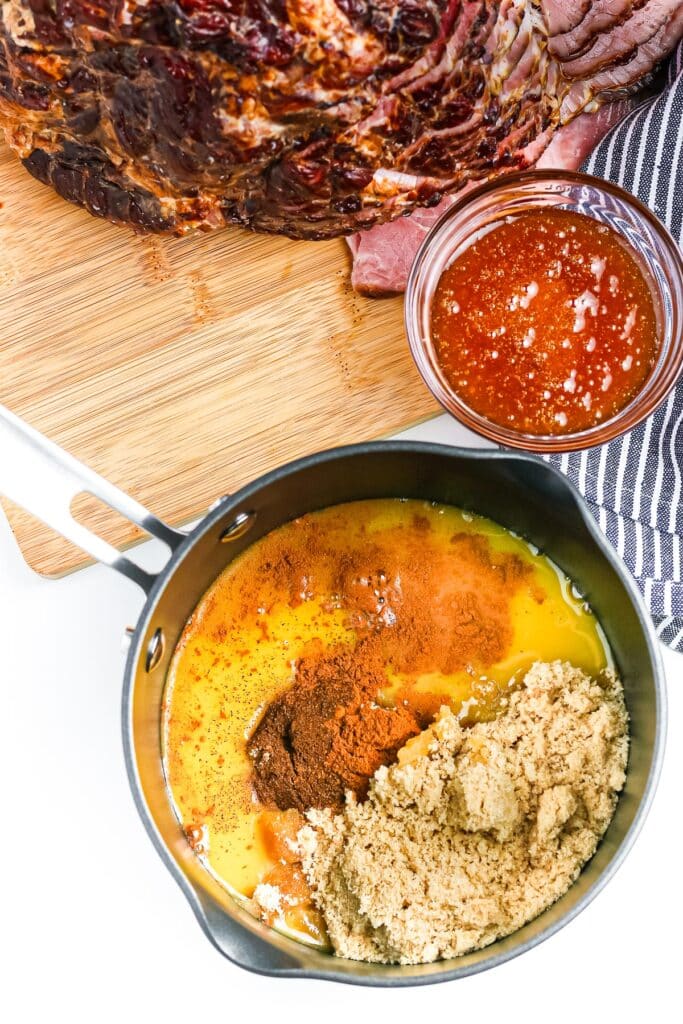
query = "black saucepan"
xmin=0 ymin=406 xmax=665 ymax=986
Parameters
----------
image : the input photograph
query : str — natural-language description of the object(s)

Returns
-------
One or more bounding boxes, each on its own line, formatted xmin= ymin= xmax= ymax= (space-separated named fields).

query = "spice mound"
xmin=248 ymin=643 xmax=422 ymax=813
xmin=298 ymin=661 xmax=629 ymax=965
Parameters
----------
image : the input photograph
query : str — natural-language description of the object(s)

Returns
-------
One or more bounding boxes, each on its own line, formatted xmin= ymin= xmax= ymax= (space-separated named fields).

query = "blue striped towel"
xmin=548 ymin=41 xmax=683 ymax=651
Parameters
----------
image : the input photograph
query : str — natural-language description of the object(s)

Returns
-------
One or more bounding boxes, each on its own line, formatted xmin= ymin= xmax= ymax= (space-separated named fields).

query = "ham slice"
xmin=536 ymin=98 xmax=637 ymax=168
xmin=350 ymin=197 xmax=459 ymax=297
xmin=541 ymin=0 xmax=592 ymax=36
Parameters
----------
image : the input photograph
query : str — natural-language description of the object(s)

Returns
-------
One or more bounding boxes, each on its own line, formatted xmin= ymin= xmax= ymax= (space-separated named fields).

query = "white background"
xmin=2 ymin=415 xmax=680 ymax=1024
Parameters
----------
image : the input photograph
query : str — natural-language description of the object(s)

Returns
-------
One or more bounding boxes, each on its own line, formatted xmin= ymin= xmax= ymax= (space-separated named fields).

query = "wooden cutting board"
xmin=0 ymin=144 xmax=438 ymax=576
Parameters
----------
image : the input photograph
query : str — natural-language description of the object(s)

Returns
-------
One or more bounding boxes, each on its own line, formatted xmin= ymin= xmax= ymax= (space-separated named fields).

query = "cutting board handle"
xmin=0 ymin=405 xmax=186 ymax=593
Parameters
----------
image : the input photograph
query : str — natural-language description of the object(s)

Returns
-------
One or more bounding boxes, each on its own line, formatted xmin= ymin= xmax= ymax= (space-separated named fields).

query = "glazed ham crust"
xmin=0 ymin=1 xmax=681 ymax=281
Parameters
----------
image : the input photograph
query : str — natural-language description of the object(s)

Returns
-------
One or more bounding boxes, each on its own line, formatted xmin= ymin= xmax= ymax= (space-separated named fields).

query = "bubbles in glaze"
xmin=431 ymin=208 xmax=659 ymax=435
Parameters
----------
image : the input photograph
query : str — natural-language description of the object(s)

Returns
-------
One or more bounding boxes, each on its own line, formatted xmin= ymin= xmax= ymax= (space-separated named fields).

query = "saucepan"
xmin=0 ymin=405 xmax=665 ymax=986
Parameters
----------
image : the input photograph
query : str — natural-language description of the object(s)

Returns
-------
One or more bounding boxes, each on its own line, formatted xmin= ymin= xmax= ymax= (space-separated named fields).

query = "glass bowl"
xmin=405 ymin=170 xmax=683 ymax=452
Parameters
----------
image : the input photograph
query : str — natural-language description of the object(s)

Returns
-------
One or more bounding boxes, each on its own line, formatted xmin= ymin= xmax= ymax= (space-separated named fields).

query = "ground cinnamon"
xmin=248 ymin=642 xmax=420 ymax=812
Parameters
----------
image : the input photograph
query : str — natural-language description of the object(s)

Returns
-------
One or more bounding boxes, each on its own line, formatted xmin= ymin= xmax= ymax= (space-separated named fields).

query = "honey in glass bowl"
xmin=405 ymin=170 xmax=683 ymax=452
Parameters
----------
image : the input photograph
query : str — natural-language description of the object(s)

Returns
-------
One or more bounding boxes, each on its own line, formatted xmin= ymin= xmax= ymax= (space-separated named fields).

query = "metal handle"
xmin=0 ymin=405 xmax=186 ymax=593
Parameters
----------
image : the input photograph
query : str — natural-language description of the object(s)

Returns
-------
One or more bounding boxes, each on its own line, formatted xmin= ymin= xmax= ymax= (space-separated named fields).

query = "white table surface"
xmin=2 ymin=414 xmax=679 ymax=1024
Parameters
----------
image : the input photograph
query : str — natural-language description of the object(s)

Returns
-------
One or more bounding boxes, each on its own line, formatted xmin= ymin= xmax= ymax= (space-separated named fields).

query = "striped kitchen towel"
xmin=549 ymin=41 xmax=683 ymax=651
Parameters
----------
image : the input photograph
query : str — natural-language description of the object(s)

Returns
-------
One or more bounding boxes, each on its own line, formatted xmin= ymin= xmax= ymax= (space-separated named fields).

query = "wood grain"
xmin=0 ymin=144 xmax=438 ymax=576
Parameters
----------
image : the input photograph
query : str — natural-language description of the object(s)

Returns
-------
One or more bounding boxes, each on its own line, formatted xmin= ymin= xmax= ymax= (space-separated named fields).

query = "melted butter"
xmin=163 ymin=599 xmax=350 ymax=903
xmin=163 ymin=499 xmax=610 ymax=946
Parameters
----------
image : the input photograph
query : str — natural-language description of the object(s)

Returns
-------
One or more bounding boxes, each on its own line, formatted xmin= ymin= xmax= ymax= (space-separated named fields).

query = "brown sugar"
xmin=298 ymin=661 xmax=629 ymax=965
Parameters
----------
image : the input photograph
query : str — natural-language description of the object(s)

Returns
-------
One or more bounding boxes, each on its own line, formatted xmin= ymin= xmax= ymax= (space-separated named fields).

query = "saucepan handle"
xmin=0 ymin=405 xmax=186 ymax=593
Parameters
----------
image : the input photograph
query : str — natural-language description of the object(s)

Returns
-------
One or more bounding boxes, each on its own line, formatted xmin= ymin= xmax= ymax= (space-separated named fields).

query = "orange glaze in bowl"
xmin=430 ymin=208 xmax=659 ymax=436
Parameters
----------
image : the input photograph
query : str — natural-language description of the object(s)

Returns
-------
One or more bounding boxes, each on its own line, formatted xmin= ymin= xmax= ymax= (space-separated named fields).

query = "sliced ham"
xmin=349 ymin=97 xmax=636 ymax=296
xmin=560 ymin=0 xmax=681 ymax=78
xmin=561 ymin=6 xmax=683 ymax=117
xmin=541 ymin=0 xmax=592 ymax=36
xmin=1 ymin=0 xmax=678 ymax=280
xmin=549 ymin=2 xmax=644 ymax=60
xmin=537 ymin=98 xmax=638 ymax=167
xmin=350 ymin=196 xmax=457 ymax=297
xmin=350 ymin=0 xmax=683 ymax=296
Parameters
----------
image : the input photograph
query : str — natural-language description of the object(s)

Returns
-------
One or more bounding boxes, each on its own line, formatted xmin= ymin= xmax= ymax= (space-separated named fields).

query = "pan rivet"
xmin=145 ymin=628 xmax=164 ymax=672
xmin=220 ymin=510 xmax=256 ymax=542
